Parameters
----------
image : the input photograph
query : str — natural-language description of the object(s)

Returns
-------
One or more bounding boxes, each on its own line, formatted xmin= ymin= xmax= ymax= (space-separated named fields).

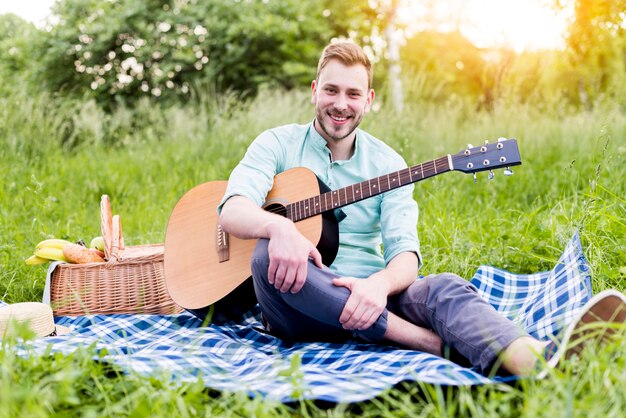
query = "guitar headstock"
xmin=451 ymin=138 xmax=521 ymax=178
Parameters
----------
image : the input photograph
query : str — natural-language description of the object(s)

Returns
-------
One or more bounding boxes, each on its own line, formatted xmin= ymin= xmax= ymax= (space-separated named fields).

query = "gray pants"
xmin=251 ymin=239 xmax=526 ymax=373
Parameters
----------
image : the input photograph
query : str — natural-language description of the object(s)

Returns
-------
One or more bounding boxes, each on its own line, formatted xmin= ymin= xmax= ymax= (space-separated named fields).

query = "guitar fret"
xmin=296 ymin=200 xmax=301 ymax=221
xmin=286 ymin=155 xmax=458 ymax=223
xmin=285 ymin=203 xmax=292 ymax=221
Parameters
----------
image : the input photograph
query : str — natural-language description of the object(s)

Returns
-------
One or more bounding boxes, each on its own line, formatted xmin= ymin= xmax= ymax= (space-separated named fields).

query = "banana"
xmin=34 ymin=246 xmax=69 ymax=262
xmin=25 ymin=255 xmax=49 ymax=265
xmin=35 ymin=238 xmax=72 ymax=250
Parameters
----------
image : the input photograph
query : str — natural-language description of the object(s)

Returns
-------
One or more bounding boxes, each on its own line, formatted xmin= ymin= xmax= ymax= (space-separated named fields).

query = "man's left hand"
xmin=332 ymin=275 xmax=389 ymax=330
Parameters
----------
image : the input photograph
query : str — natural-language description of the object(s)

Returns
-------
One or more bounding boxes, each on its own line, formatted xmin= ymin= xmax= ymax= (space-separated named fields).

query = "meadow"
xmin=1 ymin=87 xmax=625 ymax=417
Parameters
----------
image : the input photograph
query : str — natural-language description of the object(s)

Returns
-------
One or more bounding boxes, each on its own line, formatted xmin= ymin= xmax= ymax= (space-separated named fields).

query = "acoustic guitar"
xmin=164 ymin=139 xmax=521 ymax=321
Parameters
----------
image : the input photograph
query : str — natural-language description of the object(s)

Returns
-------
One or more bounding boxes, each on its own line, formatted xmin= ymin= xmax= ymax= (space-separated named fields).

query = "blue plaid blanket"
xmin=9 ymin=232 xmax=591 ymax=403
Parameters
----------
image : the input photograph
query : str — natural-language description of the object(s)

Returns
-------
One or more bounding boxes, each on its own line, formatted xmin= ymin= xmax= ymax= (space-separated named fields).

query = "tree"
xmin=32 ymin=0 xmax=337 ymax=107
xmin=557 ymin=0 xmax=626 ymax=107
xmin=400 ymin=30 xmax=489 ymax=104
xmin=0 ymin=14 xmax=37 ymax=95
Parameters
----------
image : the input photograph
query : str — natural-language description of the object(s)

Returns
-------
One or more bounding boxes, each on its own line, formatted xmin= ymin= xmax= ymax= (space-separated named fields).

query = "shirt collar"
xmin=307 ymin=120 xmax=361 ymax=164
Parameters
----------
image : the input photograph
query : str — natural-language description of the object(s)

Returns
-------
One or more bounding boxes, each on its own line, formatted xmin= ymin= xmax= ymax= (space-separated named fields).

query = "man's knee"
xmin=427 ymin=273 xmax=475 ymax=292
xmin=418 ymin=273 xmax=478 ymax=306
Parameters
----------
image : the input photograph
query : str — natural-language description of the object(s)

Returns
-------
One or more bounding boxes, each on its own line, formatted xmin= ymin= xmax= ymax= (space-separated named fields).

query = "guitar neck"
xmin=287 ymin=155 xmax=452 ymax=222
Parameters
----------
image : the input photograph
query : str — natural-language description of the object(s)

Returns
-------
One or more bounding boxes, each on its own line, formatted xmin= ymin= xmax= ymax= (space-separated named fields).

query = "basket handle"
xmin=101 ymin=195 xmax=113 ymax=260
xmin=101 ymin=195 xmax=124 ymax=261
xmin=111 ymin=215 xmax=120 ymax=260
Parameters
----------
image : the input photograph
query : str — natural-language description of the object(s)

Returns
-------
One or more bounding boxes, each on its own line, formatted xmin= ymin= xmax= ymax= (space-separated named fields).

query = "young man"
xmin=218 ymin=42 xmax=625 ymax=376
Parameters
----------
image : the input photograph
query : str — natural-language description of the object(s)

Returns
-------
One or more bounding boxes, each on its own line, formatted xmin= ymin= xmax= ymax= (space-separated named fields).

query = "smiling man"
xmin=216 ymin=42 xmax=622 ymax=376
xmin=312 ymin=57 xmax=374 ymax=147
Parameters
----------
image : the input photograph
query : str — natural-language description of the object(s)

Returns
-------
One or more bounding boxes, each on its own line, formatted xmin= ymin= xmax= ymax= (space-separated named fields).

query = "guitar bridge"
xmin=216 ymin=224 xmax=230 ymax=263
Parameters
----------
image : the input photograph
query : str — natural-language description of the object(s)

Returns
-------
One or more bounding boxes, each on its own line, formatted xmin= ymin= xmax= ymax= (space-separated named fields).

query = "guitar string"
xmin=270 ymin=159 xmax=452 ymax=219
xmin=261 ymin=158 xmax=451 ymax=219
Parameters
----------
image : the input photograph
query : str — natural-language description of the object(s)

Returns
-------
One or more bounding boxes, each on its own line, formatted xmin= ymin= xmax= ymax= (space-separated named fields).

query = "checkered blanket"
xmin=9 ymin=232 xmax=592 ymax=403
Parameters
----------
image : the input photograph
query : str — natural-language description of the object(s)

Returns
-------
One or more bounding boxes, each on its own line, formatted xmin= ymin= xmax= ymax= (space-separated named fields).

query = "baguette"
xmin=63 ymin=243 xmax=105 ymax=264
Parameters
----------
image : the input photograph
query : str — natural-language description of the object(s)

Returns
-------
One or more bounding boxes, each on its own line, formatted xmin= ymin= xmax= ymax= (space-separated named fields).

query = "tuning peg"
xmin=488 ymin=170 xmax=494 ymax=180
xmin=467 ymin=143 xmax=474 ymax=149
xmin=504 ymin=167 xmax=513 ymax=176
xmin=497 ymin=137 xmax=507 ymax=142
xmin=473 ymin=172 xmax=477 ymax=183
xmin=484 ymin=140 xmax=489 ymax=144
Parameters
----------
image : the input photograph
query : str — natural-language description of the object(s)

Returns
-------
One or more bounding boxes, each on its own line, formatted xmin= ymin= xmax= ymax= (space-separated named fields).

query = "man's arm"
xmin=332 ymin=251 xmax=418 ymax=330
xmin=219 ymin=195 xmax=323 ymax=293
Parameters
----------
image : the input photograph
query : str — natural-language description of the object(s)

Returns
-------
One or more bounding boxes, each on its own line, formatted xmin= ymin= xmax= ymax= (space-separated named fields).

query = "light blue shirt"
xmin=219 ymin=122 xmax=422 ymax=278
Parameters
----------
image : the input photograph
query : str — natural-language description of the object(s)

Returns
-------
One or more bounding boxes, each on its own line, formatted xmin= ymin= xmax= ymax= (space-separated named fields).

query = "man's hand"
xmin=220 ymin=196 xmax=323 ymax=294
xmin=332 ymin=274 xmax=390 ymax=330
xmin=267 ymin=222 xmax=323 ymax=294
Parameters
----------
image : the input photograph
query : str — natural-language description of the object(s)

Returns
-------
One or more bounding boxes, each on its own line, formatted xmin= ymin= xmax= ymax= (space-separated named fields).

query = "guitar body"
xmin=164 ymin=167 xmax=339 ymax=321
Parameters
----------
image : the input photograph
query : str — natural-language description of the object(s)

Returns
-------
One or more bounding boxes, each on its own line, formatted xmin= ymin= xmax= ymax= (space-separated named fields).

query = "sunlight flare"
xmin=400 ymin=0 xmax=570 ymax=51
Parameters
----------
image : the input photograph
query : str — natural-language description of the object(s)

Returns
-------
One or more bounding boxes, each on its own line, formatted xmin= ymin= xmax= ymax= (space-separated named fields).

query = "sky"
xmin=0 ymin=0 xmax=56 ymax=27
xmin=0 ymin=0 xmax=569 ymax=52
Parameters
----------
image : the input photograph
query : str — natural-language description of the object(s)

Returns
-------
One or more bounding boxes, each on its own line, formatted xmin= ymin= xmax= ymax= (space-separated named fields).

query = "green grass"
xmin=1 ymin=88 xmax=625 ymax=417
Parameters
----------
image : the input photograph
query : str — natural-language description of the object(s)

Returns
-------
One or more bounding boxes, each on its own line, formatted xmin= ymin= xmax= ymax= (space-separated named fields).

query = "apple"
xmin=90 ymin=236 xmax=105 ymax=252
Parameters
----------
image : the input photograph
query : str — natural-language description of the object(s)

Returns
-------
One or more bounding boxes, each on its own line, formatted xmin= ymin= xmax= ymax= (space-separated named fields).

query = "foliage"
xmin=0 ymin=14 xmax=38 ymax=97
xmin=2 ymin=0 xmax=624 ymax=112
xmin=400 ymin=30 xmax=488 ymax=105
xmin=31 ymin=0 xmax=336 ymax=107
xmin=557 ymin=0 xmax=626 ymax=107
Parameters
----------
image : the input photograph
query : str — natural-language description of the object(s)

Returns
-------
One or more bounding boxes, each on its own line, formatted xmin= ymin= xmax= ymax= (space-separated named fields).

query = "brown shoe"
xmin=538 ymin=289 xmax=626 ymax=379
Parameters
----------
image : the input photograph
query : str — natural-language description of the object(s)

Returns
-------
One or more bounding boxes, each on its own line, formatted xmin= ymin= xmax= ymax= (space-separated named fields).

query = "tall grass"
xmin=1 ymin=86 xmax=625 ymax=416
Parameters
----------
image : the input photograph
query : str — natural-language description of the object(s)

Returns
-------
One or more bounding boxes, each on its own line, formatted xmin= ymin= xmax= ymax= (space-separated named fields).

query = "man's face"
xmin=311 ymin=59 xmax=374 ymax=144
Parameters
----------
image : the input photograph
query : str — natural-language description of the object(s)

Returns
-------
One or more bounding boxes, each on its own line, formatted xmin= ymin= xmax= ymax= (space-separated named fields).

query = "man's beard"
xmin=316 ymin=109 xmax=364 ymax=142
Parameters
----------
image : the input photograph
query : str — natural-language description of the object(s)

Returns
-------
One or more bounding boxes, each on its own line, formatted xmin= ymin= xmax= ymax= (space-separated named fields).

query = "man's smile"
xmin=328 ymin=112 xmax=351 ymax=124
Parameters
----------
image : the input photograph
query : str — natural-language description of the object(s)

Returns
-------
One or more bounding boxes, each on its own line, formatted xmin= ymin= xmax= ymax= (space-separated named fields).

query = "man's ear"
xmin=310 ymin=79 xmax=317 ymax=104
xmin=365 ymin=88 xmax=375 ymax=112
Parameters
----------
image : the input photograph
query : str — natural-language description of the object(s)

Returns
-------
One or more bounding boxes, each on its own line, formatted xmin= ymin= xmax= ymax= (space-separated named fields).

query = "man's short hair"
xmin=316 ymin=42 xmax=373 ymax=89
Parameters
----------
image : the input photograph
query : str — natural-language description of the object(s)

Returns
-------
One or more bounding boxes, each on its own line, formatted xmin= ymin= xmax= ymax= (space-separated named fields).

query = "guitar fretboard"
xmin=287 ymin=156 xmax=451 ymax=222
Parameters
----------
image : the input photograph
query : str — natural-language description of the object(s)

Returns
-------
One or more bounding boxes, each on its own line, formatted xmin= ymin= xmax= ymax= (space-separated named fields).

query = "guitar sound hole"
xmin=264 ymin=203 xmax=287 ymax=218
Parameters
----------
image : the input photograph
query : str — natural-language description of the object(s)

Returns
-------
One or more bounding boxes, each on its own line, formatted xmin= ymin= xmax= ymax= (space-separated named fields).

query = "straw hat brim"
xmin=0 ymin=302 xmax=72 ymax=338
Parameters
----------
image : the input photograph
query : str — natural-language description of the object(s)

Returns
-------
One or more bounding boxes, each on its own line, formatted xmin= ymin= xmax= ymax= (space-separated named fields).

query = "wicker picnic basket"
xmin=49 ymin=195 xmax=183 ymax=316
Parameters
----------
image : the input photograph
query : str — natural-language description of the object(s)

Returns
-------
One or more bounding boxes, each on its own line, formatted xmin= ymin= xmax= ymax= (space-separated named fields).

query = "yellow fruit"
xmin=25 ymin=255 xmax=48 ymax=265
xmin=34 ymin=246 xmax=68 ymax=262
xmin=89 ymin=236 xmax=105 ymax=252
xmin=35 ymin=238 xmax=72 ymax=250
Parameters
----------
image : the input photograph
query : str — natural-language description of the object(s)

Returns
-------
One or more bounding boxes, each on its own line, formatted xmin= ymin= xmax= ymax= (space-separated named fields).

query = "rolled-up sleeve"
xmin=380 ymin=172 xmax=422 ymax=269
xmin=217 ymin=130 xmax=284 ymax=213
